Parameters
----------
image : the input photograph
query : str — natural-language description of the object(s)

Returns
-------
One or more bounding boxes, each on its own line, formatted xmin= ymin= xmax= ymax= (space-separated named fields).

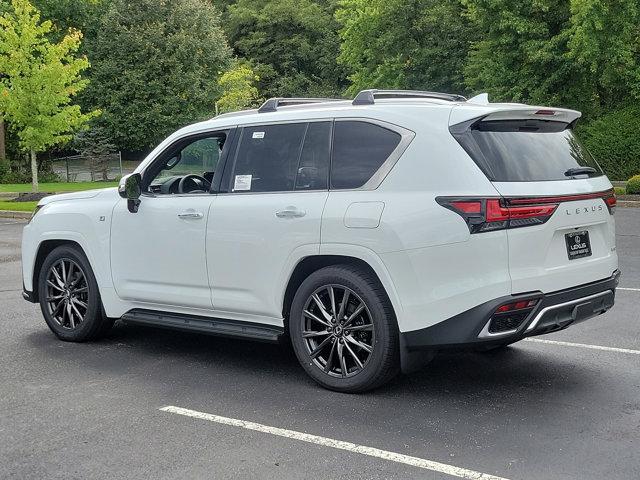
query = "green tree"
xmin=463 ymin=0 xmax=583 ymax=107
xmin=31 ymin=0 xmax=106 ymax=44
xmin=86 ymin=0 xmax=232 ymax=151
xmin=577 ymin=104 xmax=640 ymax=180
xmin=0 ymin=0 xmax=97 ymax=191
xmin=337 ymin=0 xmax=475 ymax=96
xmin=72 ymin=122 xmax=116 ymax=181
xmin=567 ymin=0 xmax=640 ymax=109
xmin=225 ymin=0 xmax=347 ymax=98
xmin=216 ymin=62 xmax=260 ymax=114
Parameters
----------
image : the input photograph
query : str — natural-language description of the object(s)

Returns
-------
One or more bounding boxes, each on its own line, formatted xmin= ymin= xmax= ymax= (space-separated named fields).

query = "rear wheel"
xmin=290 ymin=265 xmax=399 ymax=392
xmin=38 ymin=245 xmax=113 ymax=342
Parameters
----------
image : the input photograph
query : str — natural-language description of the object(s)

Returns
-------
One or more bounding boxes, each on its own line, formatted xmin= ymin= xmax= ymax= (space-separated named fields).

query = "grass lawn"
xmin=0 ymin=200 xmax=38 ymax=212
xmin=0 ymin=181 xmax=117 ymax=194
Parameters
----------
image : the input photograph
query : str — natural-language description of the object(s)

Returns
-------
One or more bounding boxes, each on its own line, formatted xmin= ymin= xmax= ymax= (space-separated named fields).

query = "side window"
xmin=331 ymin=121 xmax=401 ymax=189
xmin=232 ymin=123 xmax=307 ymax=192
xmin=149 ymin=133 xmax=226 ymax=194
xmin=295 ymin=121 xmax=331 ymax=191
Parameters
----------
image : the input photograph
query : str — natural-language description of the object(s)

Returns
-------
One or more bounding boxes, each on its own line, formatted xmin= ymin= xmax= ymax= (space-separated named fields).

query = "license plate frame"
xmin=565 ymin=230 xmax=592 ymax=260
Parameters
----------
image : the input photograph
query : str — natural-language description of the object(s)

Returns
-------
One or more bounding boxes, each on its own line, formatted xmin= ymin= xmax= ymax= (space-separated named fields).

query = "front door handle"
xmin=275 ymin=207 xmax=306 ymax=219
xmin=178 ymin=211 xmax=204 ymax=219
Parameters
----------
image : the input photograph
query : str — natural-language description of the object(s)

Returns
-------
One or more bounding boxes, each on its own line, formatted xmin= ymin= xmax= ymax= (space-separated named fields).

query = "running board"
xmin=120 ymin=309 xmax=284 ymax=343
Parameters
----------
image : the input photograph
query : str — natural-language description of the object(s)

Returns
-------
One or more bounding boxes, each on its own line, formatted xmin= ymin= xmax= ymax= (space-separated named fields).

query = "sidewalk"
xmin=0 ymin=210 xmax=32 ymax=220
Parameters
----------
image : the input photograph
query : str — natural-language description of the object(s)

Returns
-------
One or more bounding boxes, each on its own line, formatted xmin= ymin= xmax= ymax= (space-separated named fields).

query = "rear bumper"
xmin=22 ymin=283 xmax=36 ymax=303
xmin=400 ymin=270 xmax=620 ymax=371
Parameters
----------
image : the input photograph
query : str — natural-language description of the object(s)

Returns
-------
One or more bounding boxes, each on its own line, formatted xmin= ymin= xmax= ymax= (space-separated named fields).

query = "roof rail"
xmin=258 ymin=97 xmax=344 ymax=113
xmin=352 ymin=89 xmax=466 ymax=105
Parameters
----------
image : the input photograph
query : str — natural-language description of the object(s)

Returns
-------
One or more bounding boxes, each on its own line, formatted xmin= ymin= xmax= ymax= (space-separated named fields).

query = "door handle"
xmin=178 ymin=211 xmax=204 ymax=219
xmin=275 ymin=207 xmax=306 ymax=219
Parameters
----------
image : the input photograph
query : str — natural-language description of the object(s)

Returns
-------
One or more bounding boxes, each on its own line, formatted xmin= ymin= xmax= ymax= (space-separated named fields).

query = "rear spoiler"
xmin=450 ymin=102 xmax=581 ymax=128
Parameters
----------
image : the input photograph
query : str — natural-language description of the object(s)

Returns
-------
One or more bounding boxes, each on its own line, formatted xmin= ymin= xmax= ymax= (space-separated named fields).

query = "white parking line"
xmin=618 ymin=287 xmax=640 ymax=292
xmin=525 ymin=338 xmax=640 ymax=355
xmin=160 ymin=405 xmax=510 ymax=480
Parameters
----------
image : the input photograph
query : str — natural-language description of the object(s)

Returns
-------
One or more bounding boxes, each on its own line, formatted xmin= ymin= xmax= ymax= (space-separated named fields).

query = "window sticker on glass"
xmin=233 ymin=174 xmax=252 ymax=191
xmin=252 ymin=131 xmax=265 ymax=139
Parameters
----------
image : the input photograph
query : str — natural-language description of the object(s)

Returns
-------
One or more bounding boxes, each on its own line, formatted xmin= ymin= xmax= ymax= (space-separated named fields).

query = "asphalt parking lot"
xmin=1 ymin=209 xmax=638 ymax=480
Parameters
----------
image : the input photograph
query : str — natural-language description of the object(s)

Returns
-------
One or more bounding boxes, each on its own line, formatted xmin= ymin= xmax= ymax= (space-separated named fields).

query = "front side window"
xmin=149 ymin=133 xmax=227 ymax=194
xmin=331 ymin=121 xmax=401 ymax=189
xmin=231 ymin=123 xmax=315 ymax=193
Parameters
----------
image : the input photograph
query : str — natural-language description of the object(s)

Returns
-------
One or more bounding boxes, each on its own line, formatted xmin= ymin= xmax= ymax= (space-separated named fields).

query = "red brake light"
xmin=485 ymin=199 xmax=510 ymax=222
xmin=535 ymin=109 xmax=556 ymax=116
xmin=437 ymin=189 xmax=615 ymax=233
xmin=494 ymin=299 xmax=539 ymax=314
xmin=604 ymin=191 xmax=617 ymax=214
xmin=450 ymin=201 xmax=482 ymax=214
xmin=438 ymin=198 xmax=558 ymax=233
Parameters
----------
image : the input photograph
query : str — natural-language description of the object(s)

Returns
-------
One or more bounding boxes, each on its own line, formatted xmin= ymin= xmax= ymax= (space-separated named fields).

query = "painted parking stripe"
xmin=618 ymin=287 xmax=640 ymax=292
xmin=525 ymin=338 xmax=640 ymax=355
xmin=160 ymin=405 xmax=510 ymax=480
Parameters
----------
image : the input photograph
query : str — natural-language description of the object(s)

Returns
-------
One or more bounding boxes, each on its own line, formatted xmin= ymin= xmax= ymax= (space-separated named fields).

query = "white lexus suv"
xmin=22 ymin=90 xmax=620 ymax=392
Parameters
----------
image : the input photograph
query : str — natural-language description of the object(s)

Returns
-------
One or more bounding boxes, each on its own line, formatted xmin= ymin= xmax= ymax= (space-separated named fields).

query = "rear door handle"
xmin=178 ymin=211 xmax=204 ymax=219
xmin=275 ymin=207 xmax=306 ymax=219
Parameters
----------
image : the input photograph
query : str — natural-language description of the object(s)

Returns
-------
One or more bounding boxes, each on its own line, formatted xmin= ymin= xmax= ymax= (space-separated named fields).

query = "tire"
xmin=289 ymin=265 xmax=399 ymax=393
xmin=37 ymin=245 xmax=112 ymax=342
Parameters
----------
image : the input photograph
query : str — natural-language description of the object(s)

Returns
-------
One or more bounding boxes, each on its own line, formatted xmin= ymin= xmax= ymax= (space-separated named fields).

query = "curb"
xmin=619 ymin=201 xmax=640 ymax=208
xmin=0 ymin=210 xmax=32 ymax=220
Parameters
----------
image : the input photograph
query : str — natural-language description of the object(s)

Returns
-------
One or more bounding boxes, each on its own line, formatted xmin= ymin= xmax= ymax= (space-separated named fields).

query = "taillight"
xmin=437 ymin=197 xmax=558 ymax=233
xmin=603 ymin=191 xmax=617 ymax=214
xmin=438 ymin=188 xmax=616 ymax=233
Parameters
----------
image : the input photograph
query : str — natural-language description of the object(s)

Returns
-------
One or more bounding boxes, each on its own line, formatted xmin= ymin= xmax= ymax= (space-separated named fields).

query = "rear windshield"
xmin=452 ymin=119 xmax=604 ymax=182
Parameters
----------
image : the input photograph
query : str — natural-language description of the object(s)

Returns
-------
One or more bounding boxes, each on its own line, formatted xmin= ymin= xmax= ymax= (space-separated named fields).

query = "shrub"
xmin=0 ymin=160 xmax=9 ymax=180
xmin=0 ymin=170 xmax=30 ymax=184
xmin=39 ymin=171 xmax=61 ymax=183
xmin=577 ymin=104 xmax=640 ymax=181
xmin=627 ymin=175 xmax=640 ymax=195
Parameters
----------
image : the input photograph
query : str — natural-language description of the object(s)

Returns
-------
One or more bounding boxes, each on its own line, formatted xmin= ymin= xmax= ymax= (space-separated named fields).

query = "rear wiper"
xmin=564 ymin=167 xmax=597 ymax=177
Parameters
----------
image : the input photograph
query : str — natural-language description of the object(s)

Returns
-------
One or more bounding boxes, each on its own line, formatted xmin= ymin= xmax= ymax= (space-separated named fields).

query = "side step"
xmin=121 ymin=309 xmax=284 ymax=343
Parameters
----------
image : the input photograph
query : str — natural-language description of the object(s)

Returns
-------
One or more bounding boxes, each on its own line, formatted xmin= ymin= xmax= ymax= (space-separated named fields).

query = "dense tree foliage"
xmin=576 ymin=105 xmax=640 ymax=181
xmin=216 ymin=61 xmax=260 ymax=114
xmin=0 ymin=0 xmax=638 ymax=180
xmin=567 ymin=0 xmax=640 ymax=109
xmin=225 ymin=0 xmax=346 ymax=97
xmin=31 ymin=0 xmax=106 ymax=44
xmin=337 ymin=0 xmax=475 ymax=95
xmin=0 ymin=0 xmax=97 ymax=191
xmin=463 ymin=0 xmax=581 ymax=109
xmin=86 ymin=0 xmax=232 ymax=151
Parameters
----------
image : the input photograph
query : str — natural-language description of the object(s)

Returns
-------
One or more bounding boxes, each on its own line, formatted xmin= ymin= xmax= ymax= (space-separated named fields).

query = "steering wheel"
xmin=178 ymin=174 xmax=211 ymax=194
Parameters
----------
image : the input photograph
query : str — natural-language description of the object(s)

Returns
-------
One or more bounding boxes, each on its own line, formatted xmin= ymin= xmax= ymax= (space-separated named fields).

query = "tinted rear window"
xmin=453 ymin=120 xmax=603 ymax=182
xmin=331 ymin=121 xmax=401 ymax=189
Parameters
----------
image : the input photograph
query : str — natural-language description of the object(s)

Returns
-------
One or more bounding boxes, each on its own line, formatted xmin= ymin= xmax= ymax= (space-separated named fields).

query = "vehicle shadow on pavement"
xmin=25 ymin=320 xmax=596 ymax=406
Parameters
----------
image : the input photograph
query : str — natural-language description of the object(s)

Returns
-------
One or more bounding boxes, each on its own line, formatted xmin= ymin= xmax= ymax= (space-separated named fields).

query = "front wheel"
xmin=289 ymin=265 xmax=399 ymax=392
xmin=38 ymin=245 xmax=113 ymax=342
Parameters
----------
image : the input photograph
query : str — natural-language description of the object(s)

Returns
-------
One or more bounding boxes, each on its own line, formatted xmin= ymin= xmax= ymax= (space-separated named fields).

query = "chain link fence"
xmin=49 ymin=153 xmax=140 ymax=182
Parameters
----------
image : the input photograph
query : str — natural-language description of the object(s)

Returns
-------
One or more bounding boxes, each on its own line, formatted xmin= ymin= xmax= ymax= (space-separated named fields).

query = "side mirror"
xmin=118 ymin=173 xmax=142 ymax=213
